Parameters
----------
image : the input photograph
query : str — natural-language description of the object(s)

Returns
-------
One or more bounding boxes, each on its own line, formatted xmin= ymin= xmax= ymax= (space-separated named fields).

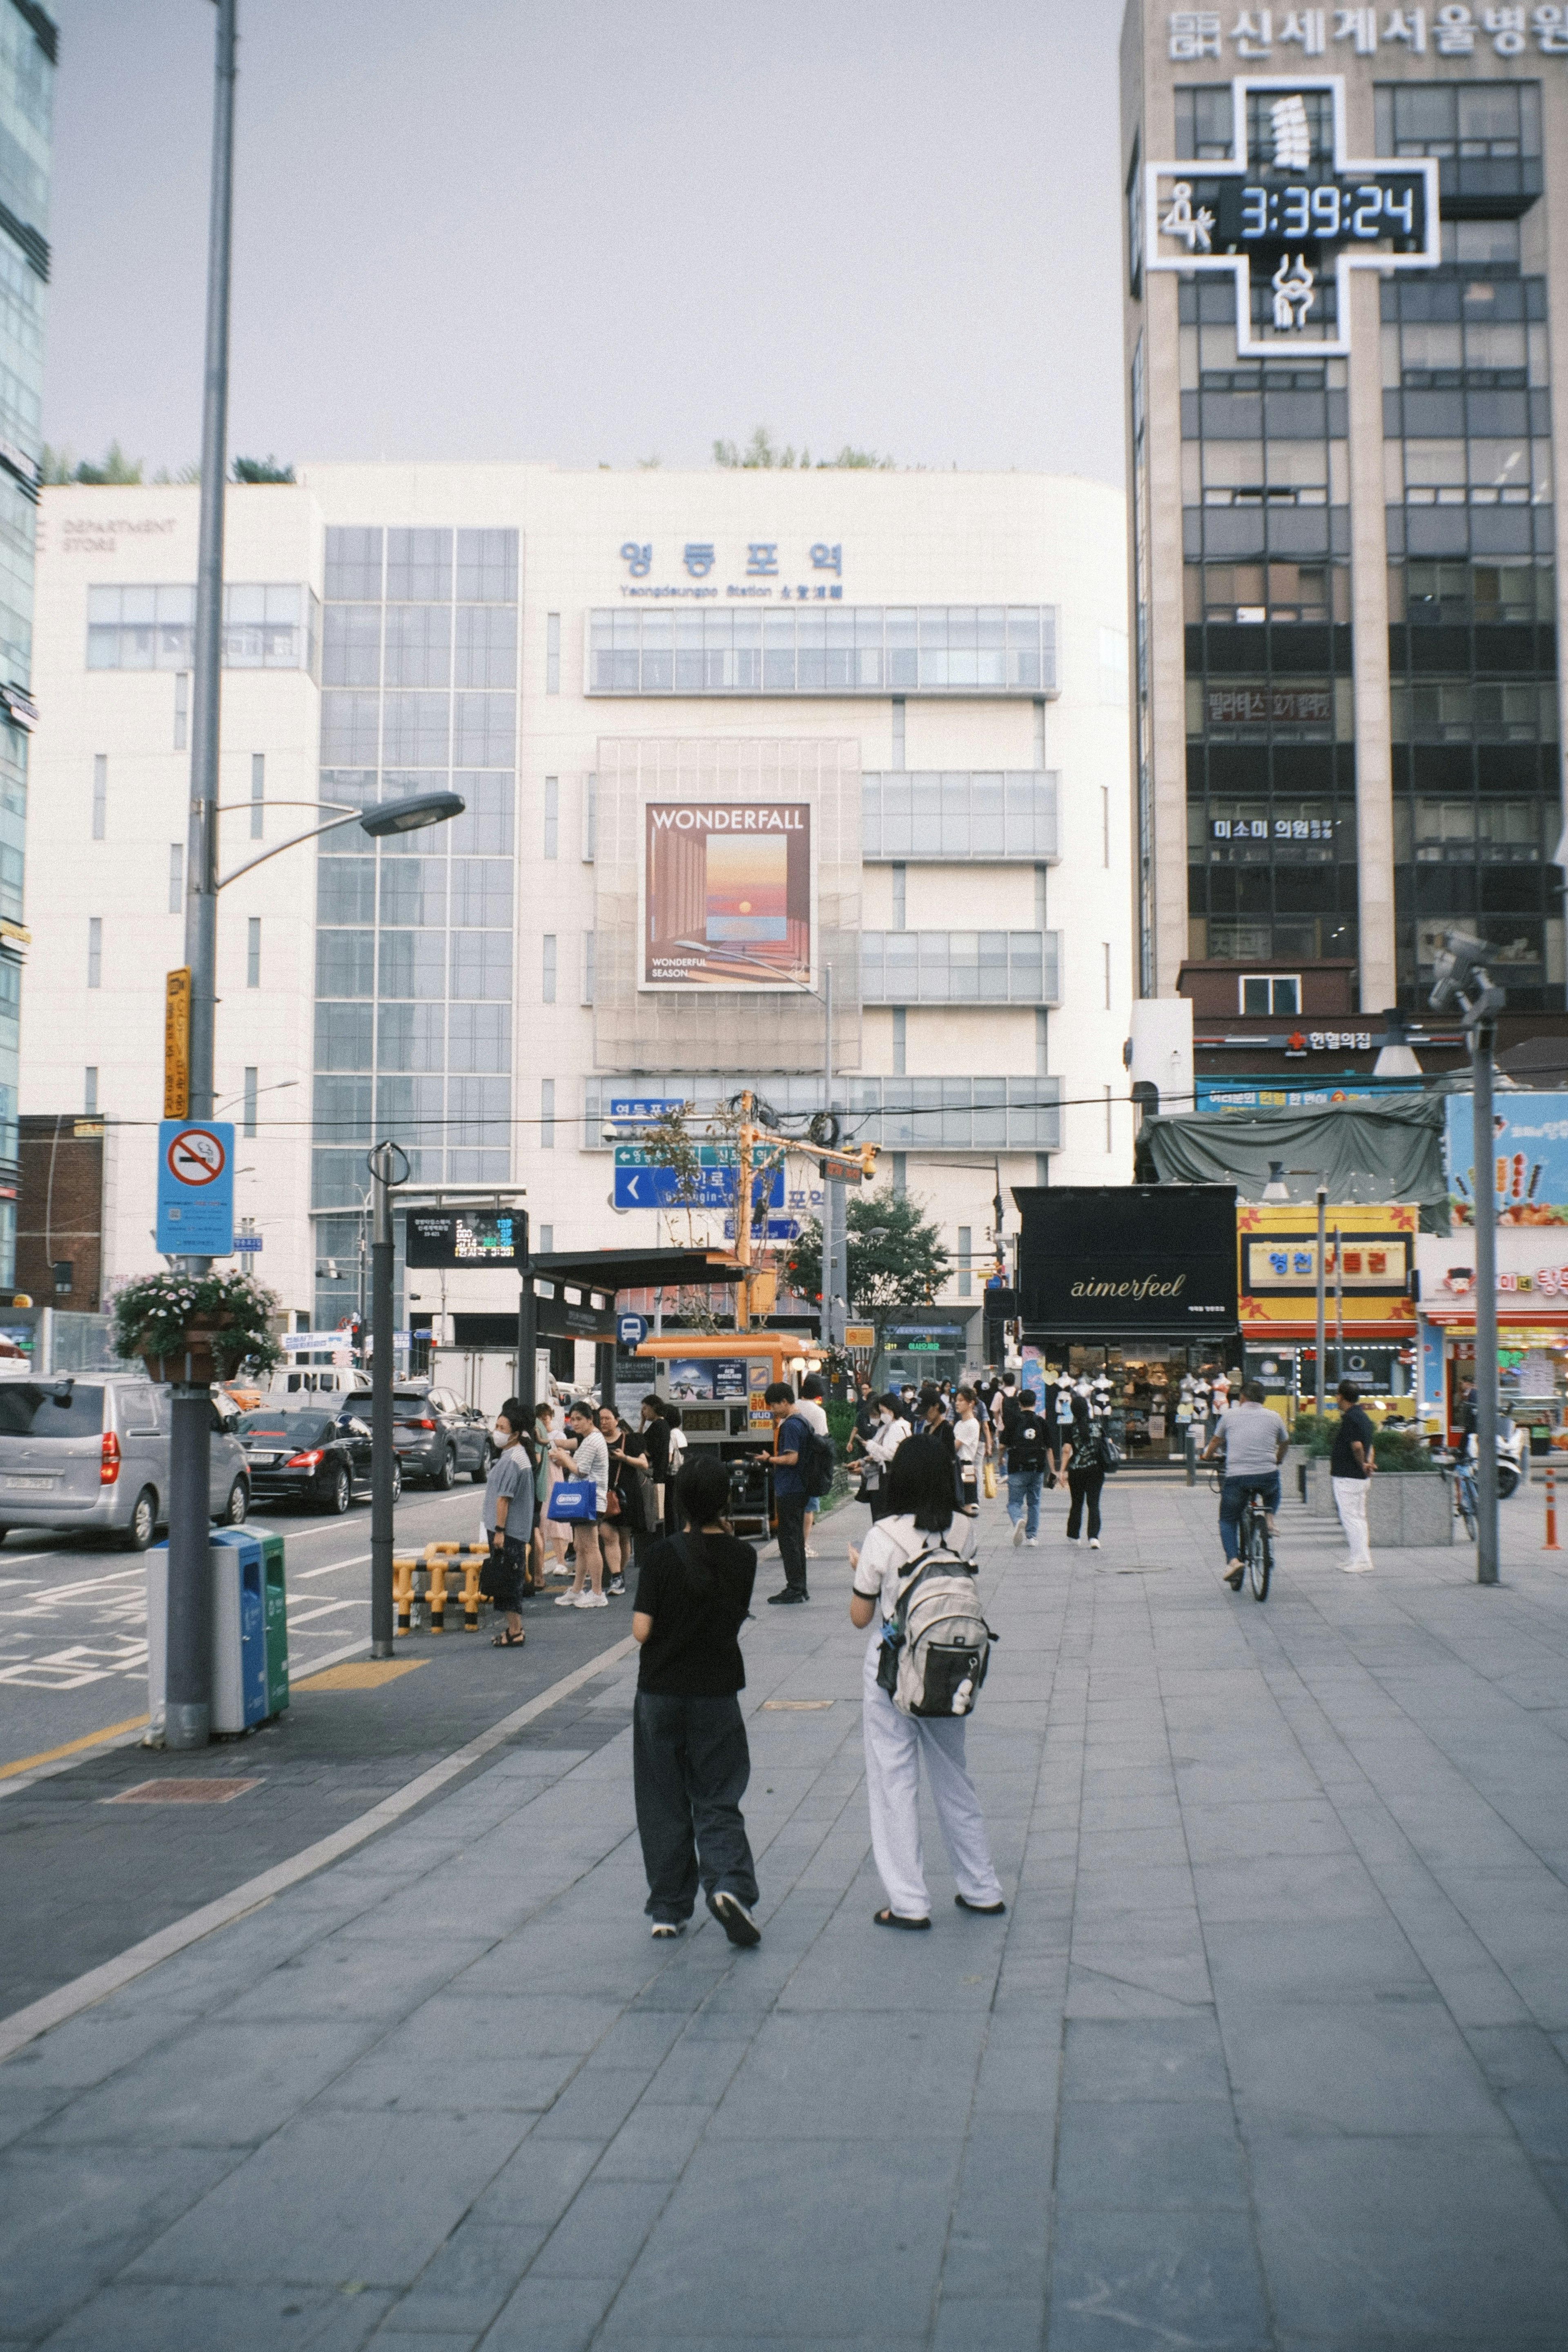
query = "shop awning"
xmin=1135 ymin=1096 xmax=1450 ymax=1232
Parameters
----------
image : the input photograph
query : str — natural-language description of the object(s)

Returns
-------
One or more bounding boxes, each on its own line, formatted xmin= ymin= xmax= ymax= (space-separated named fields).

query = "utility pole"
xmin=163 ymin=0 xmax=236 ymax=1753
xmin=1430 ymin=931 xmax=1506 ymax=1588
xmin=368 ymin=1141 xmax=404 ymax=1658
xmin=818 ymin=965 xmax=835 ymax=1355
xmin=736 ymin=1092 xmax=754 ymax=1330
xmin=1313 ymin=1184 xmax=1328 ymax=1423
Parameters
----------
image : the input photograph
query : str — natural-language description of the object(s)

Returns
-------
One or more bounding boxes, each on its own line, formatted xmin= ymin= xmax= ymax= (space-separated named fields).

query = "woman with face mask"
xmin=481 ymin=1398 xmax=534 ymax=1645
xmin=863 ymin=1394 xmax=912 ymax=1524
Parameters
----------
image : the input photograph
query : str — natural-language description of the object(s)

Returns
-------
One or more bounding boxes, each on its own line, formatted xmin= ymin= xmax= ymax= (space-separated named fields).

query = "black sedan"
xmin=233 ymin=1409 xmax=402 ymax=1514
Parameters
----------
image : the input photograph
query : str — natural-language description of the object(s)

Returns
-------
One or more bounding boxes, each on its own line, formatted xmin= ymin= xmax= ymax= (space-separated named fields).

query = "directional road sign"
xmin=612 ymin=1163 xmax=784 ymax=1212
xmin=614 ymin=1144 xmax=740 ymax=1169
xmin=156 ymin=1119 xmax=236 ymax=1256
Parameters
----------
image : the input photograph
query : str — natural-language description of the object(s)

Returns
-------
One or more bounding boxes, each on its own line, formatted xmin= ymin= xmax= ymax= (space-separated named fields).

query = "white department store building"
xmin=21 ymin=466 xmax=1131 ymax=1346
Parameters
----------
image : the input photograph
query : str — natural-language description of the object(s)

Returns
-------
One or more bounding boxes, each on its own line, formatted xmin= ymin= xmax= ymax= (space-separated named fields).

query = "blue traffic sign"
xmin=618 ymin=1313 xmax=650 ymax=1348
xmin=612 ymin=1163 xmax=784 ymax=1212
xmin=156 ymin=1120 xmax=236 ymax=1256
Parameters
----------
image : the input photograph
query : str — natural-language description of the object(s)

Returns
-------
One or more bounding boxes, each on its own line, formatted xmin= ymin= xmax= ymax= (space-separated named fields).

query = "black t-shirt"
xmin=641 ymin=1417 xmax=671 ymax=1481
xmin=634 ymin=1532 xmax=757 ymax=1696
xmin=1331 ymin=1405 xmax=1376 ymax=1481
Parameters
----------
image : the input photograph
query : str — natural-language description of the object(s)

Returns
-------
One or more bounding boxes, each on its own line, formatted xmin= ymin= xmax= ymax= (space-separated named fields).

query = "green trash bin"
xmin=258 ymin=1529 xmax=290 ymax=1718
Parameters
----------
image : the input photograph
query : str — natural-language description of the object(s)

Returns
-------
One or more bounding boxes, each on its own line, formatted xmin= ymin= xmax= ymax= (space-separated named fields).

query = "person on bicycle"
xmin=1202 ymin=1379 xmax=1288 ymax=1592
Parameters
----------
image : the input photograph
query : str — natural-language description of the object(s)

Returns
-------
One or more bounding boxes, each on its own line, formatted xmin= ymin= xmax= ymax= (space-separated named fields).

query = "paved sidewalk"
xmin=4 ymin=1475 xmax=1568 ymax=2349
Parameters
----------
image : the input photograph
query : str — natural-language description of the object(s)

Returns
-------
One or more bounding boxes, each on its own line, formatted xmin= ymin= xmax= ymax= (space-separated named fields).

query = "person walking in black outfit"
xmin=632 ymin=1453 xmax=762 ymax=1947
xmin=1062 ymin=1393 xmax=1106 ymax=1548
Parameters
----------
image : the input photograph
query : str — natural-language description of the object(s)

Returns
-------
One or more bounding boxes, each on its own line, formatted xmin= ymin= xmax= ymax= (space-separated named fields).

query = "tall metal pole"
xmin=1333 ymin=1223 xmax=1344 ymax=1391
xmin=1472 ymin=1023 xmax=1501 ymax=1586
xmin=163 ymin=0 xmax=237 ymax=1753
xmin=819 ymin=964 xmax=835 ymax=1354
xmin=1314 ymin=1185 xmax=1328 ymax=1423
xmin=368 ymin=1142 xmax=399 ymax=1657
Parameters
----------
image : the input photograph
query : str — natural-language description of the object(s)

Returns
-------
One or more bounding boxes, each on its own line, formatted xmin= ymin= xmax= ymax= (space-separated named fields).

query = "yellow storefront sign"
xmin=1238 ymin=1202 xmax=1416 ymax=1332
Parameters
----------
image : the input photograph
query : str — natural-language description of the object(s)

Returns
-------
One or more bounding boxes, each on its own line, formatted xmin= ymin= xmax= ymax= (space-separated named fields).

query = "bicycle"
xmin=1207 ymin=1467 xmax=1274 ymax=1602
xmin=1445 ymin=1451 xmax=1478 ymax=1541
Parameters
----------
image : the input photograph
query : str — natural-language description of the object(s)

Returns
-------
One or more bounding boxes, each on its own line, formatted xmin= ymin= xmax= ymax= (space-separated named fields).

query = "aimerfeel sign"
xmin=1013 ymin=1186 xmax=1240 ymax=1336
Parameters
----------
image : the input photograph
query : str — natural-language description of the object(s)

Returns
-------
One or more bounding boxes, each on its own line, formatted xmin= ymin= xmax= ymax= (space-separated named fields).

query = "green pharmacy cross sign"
xmin=1144 ymin=76 xmax=1438 ymax=358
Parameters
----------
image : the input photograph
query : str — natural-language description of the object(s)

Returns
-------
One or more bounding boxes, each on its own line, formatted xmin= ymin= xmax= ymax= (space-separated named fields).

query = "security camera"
xmin=1428 ymin=930 xmax=1505 ymax=1023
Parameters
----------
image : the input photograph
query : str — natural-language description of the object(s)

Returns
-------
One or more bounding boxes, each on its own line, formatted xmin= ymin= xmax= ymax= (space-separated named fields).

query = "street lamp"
xmin=1430 ymin=930 xmax=1507 ymax=1587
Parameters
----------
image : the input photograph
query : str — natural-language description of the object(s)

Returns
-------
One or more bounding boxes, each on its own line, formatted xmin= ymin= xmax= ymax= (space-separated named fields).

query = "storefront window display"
xmin=1031 ymin=1343 xmax=1243 ymax=1462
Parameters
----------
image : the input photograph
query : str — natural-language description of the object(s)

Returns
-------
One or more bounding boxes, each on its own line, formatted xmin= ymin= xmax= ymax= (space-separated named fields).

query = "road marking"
xmin=293 ymin=1553 xmax=370 ymax=1581
xmin=284 ymin=1599 xmax=363 ymax=1628
xmin=294 ymin=1659 xmax=427 ymax=1691
xmin=0 ymin=1713 xmax=150 ymax=1783
xmin=0 ymin=1635 xmax=636 ymax=2061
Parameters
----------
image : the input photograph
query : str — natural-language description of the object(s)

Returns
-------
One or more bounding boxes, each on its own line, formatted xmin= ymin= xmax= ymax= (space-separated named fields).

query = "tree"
xmin=783 ymin=1189 xmax=950 ymax=1375
xmin=41 ymin=439 xmax=143 ymax=486
xmin=232 ymin=455 xmax=295 ymax=483
xmin=713 ymin=428 xmax=897 ymax=471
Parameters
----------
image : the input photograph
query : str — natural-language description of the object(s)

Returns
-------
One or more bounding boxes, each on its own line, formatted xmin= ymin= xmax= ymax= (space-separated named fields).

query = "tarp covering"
xmin=1134 ymin=1096 xmax=1450 ymax=1233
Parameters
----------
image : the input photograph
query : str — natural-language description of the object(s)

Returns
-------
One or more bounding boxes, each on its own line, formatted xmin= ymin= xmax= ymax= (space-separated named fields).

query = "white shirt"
xmin=953 ymin=1417 xmax=983 ymax=1473
xmin=851 ymin=1511 xmax=980 ymax=1652
xmin=570 ymin=1426 xmax=610 ymax=1510
xmin=795 ymin=1399 xmax=829 ymax=1436
xmin=866 ymin=1414 xmax=911 ymax=1468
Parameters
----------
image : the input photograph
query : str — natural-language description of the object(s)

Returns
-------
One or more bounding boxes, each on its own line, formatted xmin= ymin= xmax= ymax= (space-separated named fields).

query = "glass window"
xmin=315 ymin=931 xmax=374 ymax=998
xmin=862 ymin=772 xmax=1057 ymax=859
xmin=453 ymin=692 xmax=515 ymax=766
xmin=384 ymin=605 xmax=450 ymax=688
xmin=450 ymin=858 xmax=513 ymax=927
xmin=381 ymin=690 xmax=450 ymax=766
xmin=325 ymin=527 xmax=383 ymax=601
xmin=448 ymin=773 xmax=515 ymax=855
xmin=450 ymin=931 xmax=511 ymax=1000
xmin=314 ymin=1001 xmax=373 ymax=1071
xmin=379 ymin=857 xmax=446 ymax=928
xmin=449 ymin=1002 xmax=510 ymax=1073
xmin=586 ymin=606 xmax=1056 ymax=696
xmin=321 ymin=692 xmax=382 ymax=765
xmin=455 ymin=528 xmax=518 ymax=603
xmin=376 ymin=1001 xmax=445 ymax=1072
xmin=1174 ymin=86 xmax=1233 ymax=160
xmin=385 ymin=527 xmax=452 ymax=602
xmin=376 ymin=931 xmax=445 ymax=1000
xmin=455 ymin=605 xmax=517 ymax=689
xmin=1239 ymin=975 xmax=1300 ymax=1015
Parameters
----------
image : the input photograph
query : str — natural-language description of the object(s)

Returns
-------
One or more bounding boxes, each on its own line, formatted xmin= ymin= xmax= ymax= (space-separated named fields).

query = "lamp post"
xmin=1430 ymin=931 xmax=1506 ymax=1587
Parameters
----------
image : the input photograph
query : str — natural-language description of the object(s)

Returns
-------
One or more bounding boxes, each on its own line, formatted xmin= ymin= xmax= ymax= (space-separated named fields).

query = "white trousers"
xmin=1332 ymin=1474 xmax=1374 ymax=1569
xmin=861 ymin=1644 xmax=1003 ymax=1919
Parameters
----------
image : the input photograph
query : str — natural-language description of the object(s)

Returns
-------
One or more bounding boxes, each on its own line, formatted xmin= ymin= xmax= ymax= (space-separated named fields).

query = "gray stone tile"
xmin=529 ymin=2067 xmax=649 ymax=2142
xmin=32 ymin=2019 xmax=383 ymax=2147
xmin=123 ymin=2110 xmax=532 ymax=2289
xmin=931 ymin=2294 xmax=1048 ymax=2352
xmin=468 ymin=2137 xmax=601 ymax=2229
xmin=1251 ymin=2132 xmax=1568 ymax=2343
xmin=0 ymin=2144 xmax=241 ymax=2338
xmin=528 ymin=2178 xmax=671 ymax=2275
xmin=593 ymin=2100 xmax=710 ymax=2181
xmin=1204 ymin=1915 xmax=1430 ymax=2002
xmin=1047 ymin=2208 xmax=1269 ymax=2350
xmin=1062 ymin=2017 xmax=1229 ymax=2105
xmin=376 ymin=2221 xmax=545 ymax=2336
xmin=478 ymin=2271 xmax=618 ymax=2352
xmin=221 ymin=1936 xmax=496 ymax=2025
xmin=1221 ymin=1998 xmax=1509 ymax=2138
xmin=708 ymin=2008 xmax=989 ymax=2138
xmin=1056 ymin=2098 xmax=1247 ymax=2209
xmin=38 ymin=2280 xmax=394 ymax=2352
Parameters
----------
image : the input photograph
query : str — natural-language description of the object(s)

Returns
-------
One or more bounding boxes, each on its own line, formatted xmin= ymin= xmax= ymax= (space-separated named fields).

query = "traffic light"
xmin=858 ymin=1143 xmax=878 ymax=1179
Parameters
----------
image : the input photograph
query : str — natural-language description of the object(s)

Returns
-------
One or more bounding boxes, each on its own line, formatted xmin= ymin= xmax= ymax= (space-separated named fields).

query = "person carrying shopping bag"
xmin=848 ymin=1436 xmax=1005 ymax=1931
xmin=632 ymin=1452 xmax=762 ymax=1946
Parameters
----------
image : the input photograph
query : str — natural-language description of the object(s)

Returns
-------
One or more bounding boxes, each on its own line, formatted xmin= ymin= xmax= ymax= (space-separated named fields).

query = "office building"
xmin=0 ymin=0 xmax=53 ymax=1287
xmin=22 ymin=464 xmax=1130 ymax=1351
xmin=1120 ymin=2 xmax=1568 ymax=1055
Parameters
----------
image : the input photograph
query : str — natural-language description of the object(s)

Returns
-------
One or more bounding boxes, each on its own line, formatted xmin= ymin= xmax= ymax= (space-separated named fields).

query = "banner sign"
xmin=1446 ymin=1094 xmax=1568 ymax=1229
xmin=156 ymin=1120 xmax=234 ymax=1257
xmin=641 ymin=800 xmax=813 ymax=990
xmin=405 ymin=1209 xmax=527 ymax=1269
xmin=1016 ymin=1185 xmax=1238 ymax=1335
xmin=1238 ymin=1202 xmax=1415 ymax=1331
xmin=163 ymin=969 xmax=190 ymax=1120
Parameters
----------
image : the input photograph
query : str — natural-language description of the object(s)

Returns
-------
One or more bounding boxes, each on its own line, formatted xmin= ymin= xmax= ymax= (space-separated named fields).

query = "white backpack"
xmin=874 ymin=1539 xmax=997 ymax=1719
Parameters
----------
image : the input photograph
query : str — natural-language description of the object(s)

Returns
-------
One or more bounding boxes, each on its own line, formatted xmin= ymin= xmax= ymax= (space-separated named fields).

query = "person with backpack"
xmin=1005 ymin=1388 xmax=1051 ymax=1548
xmin=762 ymin=1380 xmax=833 ymax=1604
xmin=847 ymin=1435 xmax=1004 ymax=1929
xmin=1061 ymin=1392 xmax=1108 ymax=1548
xmin=796 ymin=1374 xmax=831 ymax=1559
xmin=631 ymin=1452 xmax=762 ymax=1947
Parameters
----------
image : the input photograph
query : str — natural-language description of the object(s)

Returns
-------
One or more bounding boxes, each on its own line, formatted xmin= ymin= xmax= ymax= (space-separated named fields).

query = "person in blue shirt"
xmin=764 ymin=1380 xmax=811 ymax=1604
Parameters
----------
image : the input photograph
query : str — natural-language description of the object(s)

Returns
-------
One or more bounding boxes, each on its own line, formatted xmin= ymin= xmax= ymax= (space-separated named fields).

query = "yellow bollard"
xmin=459 ymin=1550 xmax=486 ymax=1630
xmin=392 ymin=1554 xmax=417 ymax=1637
xmin=425 ymin=1541 xmax=460 ymax=1634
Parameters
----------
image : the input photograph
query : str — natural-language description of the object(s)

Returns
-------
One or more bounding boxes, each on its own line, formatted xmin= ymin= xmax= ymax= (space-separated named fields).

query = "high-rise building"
xmin=0 ymin=0 xmax=53 ymax=1286
xmin=1120 ymin=4 xmax=1566 ymax=1057
xmin=22 ymin=464 xmax=1131 ymax=1371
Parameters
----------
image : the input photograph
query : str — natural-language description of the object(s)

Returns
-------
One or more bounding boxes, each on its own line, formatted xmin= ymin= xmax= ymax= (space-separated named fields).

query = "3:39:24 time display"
xmin=1238 ymin=182 xmax=1419 ymax=240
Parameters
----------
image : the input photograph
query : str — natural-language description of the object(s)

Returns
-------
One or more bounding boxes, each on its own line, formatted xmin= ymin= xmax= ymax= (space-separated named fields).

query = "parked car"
xmin=0 ymin=1374 xmax=249 ymax=1550
xmin=338 ymin=1383 xmax=492 ymax=1489
xmin=233 ymin=1406 xmax=400 ymax=1514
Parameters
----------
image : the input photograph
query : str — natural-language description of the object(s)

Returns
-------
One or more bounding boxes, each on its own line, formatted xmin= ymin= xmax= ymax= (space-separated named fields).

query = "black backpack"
xmin=1009 ymin=1414 xmax=1049 ymax=1474
xmin=796 ymin=1422 xmax=837 ymax=1495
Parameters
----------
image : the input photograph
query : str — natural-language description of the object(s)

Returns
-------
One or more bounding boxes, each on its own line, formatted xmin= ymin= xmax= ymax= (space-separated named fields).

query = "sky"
xmin=42 ymin=0 xmax=1127 ymax=487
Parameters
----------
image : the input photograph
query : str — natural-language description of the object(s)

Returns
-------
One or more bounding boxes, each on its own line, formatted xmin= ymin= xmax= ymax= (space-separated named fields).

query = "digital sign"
xmin=404 ymin=1210 xmax=527 ymax=1270
xmin=641 ymin=800 xmax=813 ymax=990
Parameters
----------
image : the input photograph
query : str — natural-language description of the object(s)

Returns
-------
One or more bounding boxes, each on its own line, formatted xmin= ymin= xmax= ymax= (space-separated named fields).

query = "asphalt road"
xmin=0 ymin=1475 xmax=501 ymax=1772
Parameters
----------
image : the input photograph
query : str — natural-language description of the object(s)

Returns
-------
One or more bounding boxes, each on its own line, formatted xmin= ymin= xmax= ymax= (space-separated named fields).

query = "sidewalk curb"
xmin=0 ymin=1635 xmax=635 ymax=2064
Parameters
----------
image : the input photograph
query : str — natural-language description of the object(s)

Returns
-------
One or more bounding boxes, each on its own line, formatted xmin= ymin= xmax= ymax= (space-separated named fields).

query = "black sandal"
xmin=873 ymin=1908 xmax=931 ymax=1931
xmin=491 ymin=1629 xmax=526 ymax=1647
xmin=954 ymin=1893 xmax=1006 ymax=1915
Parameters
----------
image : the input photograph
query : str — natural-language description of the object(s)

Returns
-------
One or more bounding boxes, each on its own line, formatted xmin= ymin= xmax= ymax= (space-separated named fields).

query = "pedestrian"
xmin=550 ymin=1400 xmax=609 ymax=1608
xmin=639 ymin=1394 xmax=672 ymax=1533
xmin=481 ymin=1398 xmax=532 ymax=1645
xmin=599 ymin=1404 xmax=649 ymax=1596
xmin=1005 ymin=1388 xmax=1051 ymax=1547
xmin=1201 ymin=1377 xmax=1289 ymax=1590
xmin=863 ymin=1392 xmax=912 ymax=1523
xmin=848 ymin=1436 xmax=1005 ymax=1930
xmin=796 ymin=1374 xmax=831 ymax=1559
xmin=953 ymin=1385 xmax=984 ymax=1514
xmin=763 ymin=1380 xmax=813 ymax=1604
xmin=1061 ymin=1393 xmax=1108 ymax=1550
xmin=632 ymin=1452 xmax=762 ymax=1947
xmin=1331 ymin=1376 xmax=1377 ymax=1575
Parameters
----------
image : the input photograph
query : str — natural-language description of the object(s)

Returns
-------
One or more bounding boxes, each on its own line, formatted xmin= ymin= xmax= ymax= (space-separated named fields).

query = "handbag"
xmin=982 ymin=1458 xmax=997 ymax=1501
xmin=478 ymin=1536 xmax=523 ymax=1600
xmin=546 ymin=1477 xmax=597 ymax=1523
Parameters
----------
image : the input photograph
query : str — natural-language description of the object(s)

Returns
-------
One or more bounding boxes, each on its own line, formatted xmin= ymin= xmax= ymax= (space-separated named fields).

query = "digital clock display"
xmin=1215 ymin=174 xmax=1426 ymax=252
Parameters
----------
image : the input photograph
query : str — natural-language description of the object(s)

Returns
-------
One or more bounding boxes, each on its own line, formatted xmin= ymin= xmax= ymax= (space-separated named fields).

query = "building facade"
xmin=0 ymin=0 xmax=53 ymax=1287
xmin=1120 ymin=2 xmax=1568 ymax=1035
xmin=22 ymin=465 xmax=1130 ymax=1345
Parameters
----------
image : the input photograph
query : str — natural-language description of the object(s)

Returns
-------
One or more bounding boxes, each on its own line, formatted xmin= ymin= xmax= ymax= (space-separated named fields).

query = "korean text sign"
xmin=641 ymin=800 xmax=813 ymax=990
xmin=1446 ymin=1094 xmax=1568 ymax=1228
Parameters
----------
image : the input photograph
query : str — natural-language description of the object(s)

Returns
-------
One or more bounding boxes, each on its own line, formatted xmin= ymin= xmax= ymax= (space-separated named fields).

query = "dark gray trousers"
xmin=633 ymin=1690 xmax=758 ymax=1923
xmin=774 ymin=1490 xmax=809 ymax=1592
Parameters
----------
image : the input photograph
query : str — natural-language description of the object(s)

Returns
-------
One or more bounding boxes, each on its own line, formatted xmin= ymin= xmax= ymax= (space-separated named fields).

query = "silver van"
xmin=0 ymin=1375 xmax=250 ymax=1550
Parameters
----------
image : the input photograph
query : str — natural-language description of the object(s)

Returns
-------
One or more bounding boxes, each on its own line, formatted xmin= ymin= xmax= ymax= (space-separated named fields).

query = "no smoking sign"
xmin=156 ymin=1118 xmax=236 ymax=1257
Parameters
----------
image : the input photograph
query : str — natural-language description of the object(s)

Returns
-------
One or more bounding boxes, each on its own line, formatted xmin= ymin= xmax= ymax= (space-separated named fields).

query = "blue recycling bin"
xmin=210 ymin=1528 xmax=268 ymax=1734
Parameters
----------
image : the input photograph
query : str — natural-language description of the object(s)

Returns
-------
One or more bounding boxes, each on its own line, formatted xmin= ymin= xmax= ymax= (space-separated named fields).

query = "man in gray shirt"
xmin=1202 ymin=1379 xmax=1289 ymax=1591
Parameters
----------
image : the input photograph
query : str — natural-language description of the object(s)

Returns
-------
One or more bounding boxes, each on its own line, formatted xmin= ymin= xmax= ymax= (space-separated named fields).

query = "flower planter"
xmin=137 ymin=1320 xmax=231 ymax=1387
xmin=1303 ymin=1457 xmax=1452 ymax=1546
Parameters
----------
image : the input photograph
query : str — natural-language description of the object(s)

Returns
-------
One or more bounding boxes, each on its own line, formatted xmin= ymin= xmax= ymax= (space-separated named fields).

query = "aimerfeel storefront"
xmin=1013 ymin=1183 xmax=1240 ymax=1464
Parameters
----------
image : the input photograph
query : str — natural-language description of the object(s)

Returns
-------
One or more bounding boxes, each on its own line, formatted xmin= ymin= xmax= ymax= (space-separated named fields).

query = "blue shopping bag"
xmin=546 ymin=1477 xmax=597 ymax=1523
